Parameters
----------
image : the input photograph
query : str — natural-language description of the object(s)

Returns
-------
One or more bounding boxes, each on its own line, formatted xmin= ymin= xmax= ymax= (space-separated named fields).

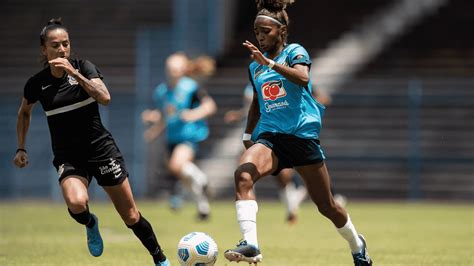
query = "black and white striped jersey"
xmin=23 ymin=58 xmax=113 ymax=159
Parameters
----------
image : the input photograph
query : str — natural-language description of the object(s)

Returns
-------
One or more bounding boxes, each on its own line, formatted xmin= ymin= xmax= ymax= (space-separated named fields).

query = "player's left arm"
xmin=181 ymin=89 xmax=217 ymax=122
xmin=48 ymin=58 xmax=111 ymax=105
xmin=273 ymin=63 xmax=309 ymax=87
xmin=243 ymin=41 xmax=309 ymax=86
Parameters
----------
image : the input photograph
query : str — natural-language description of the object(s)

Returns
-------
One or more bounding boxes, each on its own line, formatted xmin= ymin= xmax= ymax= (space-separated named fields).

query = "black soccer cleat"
xmin=224 ymin=240 xmax=263 ymax=264
xmin=197 ymin=212 xmax=210 ymax=221
xmin=352 ymin=234 xmax=373 ymax=266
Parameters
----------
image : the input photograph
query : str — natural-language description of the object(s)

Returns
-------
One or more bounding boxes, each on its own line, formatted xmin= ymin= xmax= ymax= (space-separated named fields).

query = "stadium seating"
xmin=343 ymin=0 xmax=474 ymax=199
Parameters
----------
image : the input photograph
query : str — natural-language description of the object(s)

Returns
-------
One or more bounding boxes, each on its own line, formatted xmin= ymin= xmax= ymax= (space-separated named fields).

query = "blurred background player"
xmin=224 ymin=0 xmax=372 ymax=265
xmin=13 ymin=18 xmax=170 ymax=266
xmin=225 ymin=83 xmax=307 ymax=224
xmin=142 ymin=52 xmax=217 ymax=221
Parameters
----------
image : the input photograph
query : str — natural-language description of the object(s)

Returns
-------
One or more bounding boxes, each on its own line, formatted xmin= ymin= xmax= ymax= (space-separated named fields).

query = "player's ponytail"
xmin=40 ymin=17 xmax=68 ymax=46
xmin=256 ymin=0 xmax=295 ymax=13
xmin=187 ymin=55 xmax=216 ymax=80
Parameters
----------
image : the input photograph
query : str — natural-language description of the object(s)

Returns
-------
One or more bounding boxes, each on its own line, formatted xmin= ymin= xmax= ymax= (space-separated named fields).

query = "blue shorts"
xmin=256 ymin=132 xmax=325 ymax=175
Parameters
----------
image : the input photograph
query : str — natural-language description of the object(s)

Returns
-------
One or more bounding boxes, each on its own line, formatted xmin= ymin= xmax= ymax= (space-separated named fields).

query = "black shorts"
xmin=52 ymin=139 xmax=128 ymax=186
xmin=256 ymin=132 xmax=326 ymax=175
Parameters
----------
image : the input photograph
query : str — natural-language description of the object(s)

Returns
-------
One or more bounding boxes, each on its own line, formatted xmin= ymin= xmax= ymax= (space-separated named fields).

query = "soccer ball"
xmin=177 ymin=232 xmax=218 ymax=266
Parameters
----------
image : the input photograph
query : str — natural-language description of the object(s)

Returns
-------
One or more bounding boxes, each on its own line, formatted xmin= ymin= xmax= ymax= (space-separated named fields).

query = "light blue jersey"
xmin=152 ymin=77 xmax=209 ymax=144
xmin=248 ymin=43 xmax=325 ymax=139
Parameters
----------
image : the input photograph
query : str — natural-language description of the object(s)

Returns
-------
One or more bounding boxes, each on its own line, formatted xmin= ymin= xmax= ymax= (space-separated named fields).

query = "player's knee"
xmin=234 ymin=168 xmax=254 ymax=192
xmin=316 ymin=201 xmax=337 ymax=219
xmin=168 ymin=161 xmax=183 ymax=177
xmin=121 ymin=208 xmax=140 ymax=225
xmin=65 ymin=196 xmax=88 ymax=213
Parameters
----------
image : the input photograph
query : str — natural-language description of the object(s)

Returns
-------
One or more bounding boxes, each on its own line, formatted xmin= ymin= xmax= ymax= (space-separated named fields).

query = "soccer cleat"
xmin=224 ymin=240 xmax=263 ymax=264
xmin=286 ymin=212 xmax=298 ymax=225
xmin=86 ymin=213 xmax=103 ymax=257
xmin=169 ymin=194 xmax=183 ymax=211
xmin=197 ymin=212 xmax=210 ymax=221
xmin=155 ymin=258 xmax=171 ymax=266
xmin=352 ymin=234 xmax=373 ymax=266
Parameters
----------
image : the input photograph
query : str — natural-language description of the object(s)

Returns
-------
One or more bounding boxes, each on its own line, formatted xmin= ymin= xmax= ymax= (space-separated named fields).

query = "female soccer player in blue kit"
xmin=142 ymin=52 xmax=216 ymax=220
xmin=13 ymin=19 xmax=170 ymax=266
xmin=224 ymin=1 xmax=373 ymax=265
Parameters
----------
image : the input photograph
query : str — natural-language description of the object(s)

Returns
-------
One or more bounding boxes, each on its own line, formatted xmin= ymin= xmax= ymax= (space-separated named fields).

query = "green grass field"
xmin=0 ymin=200 xmax=472 ymax=265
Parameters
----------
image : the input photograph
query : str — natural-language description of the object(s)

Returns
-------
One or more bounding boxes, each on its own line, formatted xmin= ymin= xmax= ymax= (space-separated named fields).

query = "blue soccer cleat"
xmin=224 ymin=240 xmax=262 ymax=264
xmin=86 ymin=213 xmax=103 ymax=257
xmin=352 ymin=234 xmax=372 ymax=266
xmin=155 ymin=258 xmax=171 ymax=266
xmin=169 ymin=194 xmax=183 ymax=211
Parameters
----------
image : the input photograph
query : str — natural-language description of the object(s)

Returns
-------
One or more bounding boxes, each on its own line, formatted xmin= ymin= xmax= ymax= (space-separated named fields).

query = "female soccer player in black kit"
xmin=12 ymin=18 xmax=170 ymax=266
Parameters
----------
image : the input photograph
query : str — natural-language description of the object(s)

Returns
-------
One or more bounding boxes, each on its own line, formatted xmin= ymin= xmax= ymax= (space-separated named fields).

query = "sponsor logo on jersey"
xmin=264 ymin=100 xmax=289 ymax=112
xmin=261 ymin=80 xmax=286 ymax=101
xmin=98 ymin=158 xmax=122 ymax=178
xmin=294 ymin=54 xmax=304 ymax=61
xmin=67 ymin=72 xmax=79 ymax=85
xmin=41 ymin=84 xmax=52 ymax=90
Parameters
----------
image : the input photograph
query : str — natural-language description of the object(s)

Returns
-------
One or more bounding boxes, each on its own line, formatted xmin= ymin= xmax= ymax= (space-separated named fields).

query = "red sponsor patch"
xmin=261 ymin=80 xmax=286 ymax=101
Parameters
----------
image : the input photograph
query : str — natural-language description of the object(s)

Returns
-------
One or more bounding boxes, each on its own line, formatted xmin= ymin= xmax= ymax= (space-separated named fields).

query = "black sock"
xmin=68 ymin=206 xmax=95 ymax=228
xmin=127 ymin=213 xmax=166 ymax=263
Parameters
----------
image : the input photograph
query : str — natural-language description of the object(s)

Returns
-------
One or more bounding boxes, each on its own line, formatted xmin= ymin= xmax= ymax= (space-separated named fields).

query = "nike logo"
xmin=42 ymin=84 xmax=52 ymax=90
xmin=114 ymin=172 xmax=122 ymax=178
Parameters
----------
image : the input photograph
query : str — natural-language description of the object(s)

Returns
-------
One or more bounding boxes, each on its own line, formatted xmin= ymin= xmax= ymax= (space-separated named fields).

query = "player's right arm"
xmin=14 ymin=98 xmax=35 ymax=168
xmin=243 ymin=91 xmax=260 ymax=149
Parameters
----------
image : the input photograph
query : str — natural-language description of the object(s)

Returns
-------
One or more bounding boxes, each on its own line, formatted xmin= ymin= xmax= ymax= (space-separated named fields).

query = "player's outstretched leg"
xmin=85 ymin=213 xmax=104 ymax=257
xmin=224 ymin=240 xmax=262 ymax=264
xmin=352 ymin=234 xmax=372 ymax=266
xmin=126 ymin=213 xmax=169 ymax=265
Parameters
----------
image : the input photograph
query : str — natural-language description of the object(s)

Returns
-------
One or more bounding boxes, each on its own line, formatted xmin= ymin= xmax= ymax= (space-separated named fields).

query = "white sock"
xmin=181 ymin=162 xmax=210 ymax=214
xmin=336 ymin=215 xmax=364 ymax=254
xmin=181 ymin=162 xmax=208 ymax=187
xmin=195 ymin=194 xmax=210 ymax=214
xmin=279 ymin=187 xmax=291 ymax=214
xmin=285 ymin=183 xmax=308 ymax=215
xmin=236 ymin=200 xmax=259 ymax=247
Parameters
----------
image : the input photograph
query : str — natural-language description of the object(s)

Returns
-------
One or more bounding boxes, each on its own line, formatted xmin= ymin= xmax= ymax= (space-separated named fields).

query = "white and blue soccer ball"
xmin=177 ymin=232 xmax=218 ymax=266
